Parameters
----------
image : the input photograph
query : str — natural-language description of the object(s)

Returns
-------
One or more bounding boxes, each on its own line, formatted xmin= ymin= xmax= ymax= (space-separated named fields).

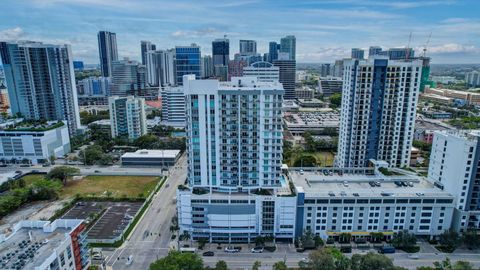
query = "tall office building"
xmin=212 ymin=38 xmax=229 ymax=68
xmin=201 ymin=55 xmax=214 ymax=79
xmin=243 ymin=61 xmax=280 ymax=82
xmin=273 ymin=56 xmax=296 ymax=100
xmin=175 ymin=44 xmax=201 ymax=85
xmin=280 ymin=35 xmax=296 ymax=60
xmin=388 ymin=48 xmax=415 ymax=60
xmin=140 ymin=40 xmax=156 ymax=65
xmin=98 ymin=31 xmax=118 ymax=77
xmin=268 ymin=41 xmax=279 ymax=62
xmin=336 ymin=58 xmax=423 ymax=168
xmin=351 ymin=48 xmax=365 ymax=59
xmin=110 ymin=59 xmax=146 ymax=96
xmin=109 ymin=96 xmax=147 ymax=140
xmin=0 ymin=41 xmax=81 ymax=135
xmin=145 ymin=49 xmax=175 ymax=87
xmin=239 ymin=40 xmax=257 ymax=56
xmin=161 ymin=83 xmax=186 ymax=128
xmin=368 ymin=46 xmax=383 ymax=57
xmin=428 ymin=130 xmax=480 ymax=231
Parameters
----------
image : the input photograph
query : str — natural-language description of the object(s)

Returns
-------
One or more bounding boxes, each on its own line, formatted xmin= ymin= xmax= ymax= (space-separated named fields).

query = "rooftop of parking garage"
xmin=288 ymin=167 xmax=452 ymax=199
xmin=0 ymin=219 xmax=83 ymax=269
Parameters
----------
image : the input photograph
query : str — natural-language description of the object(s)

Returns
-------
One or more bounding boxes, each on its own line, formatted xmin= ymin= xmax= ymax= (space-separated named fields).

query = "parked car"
xmin=380 ymin=246 xmax=396 ymax=254
xmin=251 ymin=246 xmax=264 ymax=253
xmin=202 ymin=251 xmax=214 ymax=257
xmin=340 ymin=246 xmax=352 ymax=253
xmin=224 ymin=246 xmax=240 ymax=253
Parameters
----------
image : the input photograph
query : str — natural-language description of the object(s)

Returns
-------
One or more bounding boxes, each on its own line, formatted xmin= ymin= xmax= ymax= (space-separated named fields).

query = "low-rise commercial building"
xmin=121 ymin=149 xmax=181 ymax=167
xmin=0 ymin=219 xmax=89 ymax=270
xmin=318 ymin=77 xmax=342 ymax=98
xmin=423 ymin=87 xmax=480 ymax=105
xmin=414 ymin=119 xmax=453 ymax=144
xmin=0 ymin=121 xmax=70 ymax=165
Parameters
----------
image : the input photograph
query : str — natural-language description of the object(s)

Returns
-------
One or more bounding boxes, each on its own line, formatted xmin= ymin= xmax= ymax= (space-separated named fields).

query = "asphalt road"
xmin=104 ymin=154 xmax=187 ymax=270
xmin=201 ymin=250 xmax=480 ymax=270
xmin=0 ymin=163 xmax=168 ymax=176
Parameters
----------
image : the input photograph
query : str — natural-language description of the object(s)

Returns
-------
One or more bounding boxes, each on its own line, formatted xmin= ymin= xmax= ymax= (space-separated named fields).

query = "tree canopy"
xmin=149 ymin=251 xmax=203 ymax=270
xmin=47 ymin=166 xmax=80 ymax=186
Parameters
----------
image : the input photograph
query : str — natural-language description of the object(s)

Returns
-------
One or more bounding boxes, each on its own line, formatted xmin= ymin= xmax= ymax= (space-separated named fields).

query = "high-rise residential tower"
xmin=109 ymin=96 xmax=147 ymax=140
xmin=175 ymin=44 xmax=201 ymax=85
xmin=201 ymin=55 xmax=214 ymax=79
xmin=280 ymin=35 xmax=296 ymax=60
xmin=140 ymin=40 xmax=156 ymax=65
xmin=336 ymin=57 xmax=422 ymax=168
xmin=98 ymin=31 xmax=118 ymax=77
xmin=239 ymin=40 xmax=257 ymax=56
xmin=428 ymin=130 xmax=480 ymax=231
xmin=183 ymin=75 xmax=284 ymax=188
xmin=0 ymin=41 xmax=81 ymax=135
xmin=145 ymin=49 xmax=175 ymax=87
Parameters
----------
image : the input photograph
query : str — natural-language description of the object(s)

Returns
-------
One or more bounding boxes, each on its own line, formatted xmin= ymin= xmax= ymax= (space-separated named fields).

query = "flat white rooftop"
xmin=121 ymin=149 xmax=181 ymax=159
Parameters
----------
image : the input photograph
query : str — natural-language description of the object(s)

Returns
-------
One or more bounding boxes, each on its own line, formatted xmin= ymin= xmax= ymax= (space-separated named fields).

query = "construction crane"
xmin=406 ymin=32 xmax=413 ymax=60
xmin=423 ymin=32 xmax=432 ymax=57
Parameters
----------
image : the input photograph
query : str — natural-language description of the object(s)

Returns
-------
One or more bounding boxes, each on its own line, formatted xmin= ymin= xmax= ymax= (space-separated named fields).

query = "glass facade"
xmin=175 ymin=46 xmax=201 ymax=85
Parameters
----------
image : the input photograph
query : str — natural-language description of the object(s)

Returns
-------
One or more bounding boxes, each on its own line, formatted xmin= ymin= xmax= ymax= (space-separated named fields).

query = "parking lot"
xmin=62 ymin=201 xmax=143 ymax=242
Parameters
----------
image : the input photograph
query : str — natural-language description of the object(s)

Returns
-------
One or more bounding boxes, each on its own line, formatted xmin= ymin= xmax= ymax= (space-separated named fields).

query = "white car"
xmin=408 ymin=254 xmax=419 ymax=259
xmin=126 ymin=255 xmax=133 ymax=265
xmin=251 ymin=247 xmax=264 ymax=253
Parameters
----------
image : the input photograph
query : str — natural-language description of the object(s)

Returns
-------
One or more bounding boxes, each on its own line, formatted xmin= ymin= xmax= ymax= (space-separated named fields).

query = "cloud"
xmin=170 ymin=28 xmax=223 ymax=39
xmin=427 ymin=43 xmax=480 ymax=54
xmin=0 ymin=27 xmax=25 ymax=41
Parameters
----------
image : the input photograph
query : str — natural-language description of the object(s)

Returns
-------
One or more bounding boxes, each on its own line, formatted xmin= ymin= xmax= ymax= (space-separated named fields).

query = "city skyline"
xmin=0 ymin=0 xmax=479 ymax=64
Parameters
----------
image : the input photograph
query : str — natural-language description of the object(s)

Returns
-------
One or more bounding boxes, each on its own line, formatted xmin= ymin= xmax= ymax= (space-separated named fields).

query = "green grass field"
xmin=285 ymin=151 xmax=335 ymax=167
xmin=22 ymin=174 xmax=160 ymax=199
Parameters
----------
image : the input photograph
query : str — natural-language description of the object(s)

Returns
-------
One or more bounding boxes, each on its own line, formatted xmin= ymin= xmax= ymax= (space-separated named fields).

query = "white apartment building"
xmin=243 ymin=61 xmax=280 ymax=82
xmin=337 ymin=57 xmax=422 ymax=168
xmin=161 ymin=84 xmax=186 ymax=128
xmin=428 ymin=130 xmax=480 ymax=231
xmin=177 ymin=76 xmax=295 ymax=243
xmin=0 ymin=121 xmax=70 ymax=165
xmin=109 ymin=96 xmax=147 ymax=140
xmin=0 ymin=219 xmax=89 ymax=270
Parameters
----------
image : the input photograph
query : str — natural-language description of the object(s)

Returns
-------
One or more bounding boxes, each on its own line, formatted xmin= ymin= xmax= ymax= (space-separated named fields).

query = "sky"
xmin=0 ymin=0 xmax=479 ymax=64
